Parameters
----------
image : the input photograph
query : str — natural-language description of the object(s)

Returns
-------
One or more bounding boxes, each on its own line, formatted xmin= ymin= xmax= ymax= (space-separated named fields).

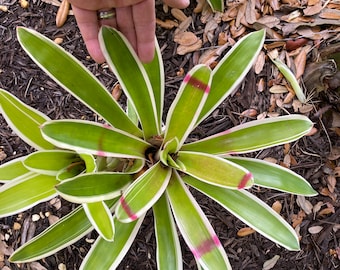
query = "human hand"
xmin=68 ymin=0 xmax=190 ymax=63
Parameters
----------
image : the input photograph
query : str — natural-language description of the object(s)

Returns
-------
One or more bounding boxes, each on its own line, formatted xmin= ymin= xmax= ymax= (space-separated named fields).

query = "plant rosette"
xmin=0 ymin=26 xmax=317 ymax=269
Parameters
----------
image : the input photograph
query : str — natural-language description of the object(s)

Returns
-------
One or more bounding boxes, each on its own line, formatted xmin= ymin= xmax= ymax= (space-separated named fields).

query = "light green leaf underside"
xmin=24 ymin=150 xmax=81 ymax=176
xmin=197 ymin=30 xmax=265 ymax=125
xmin=83 ymin=201 xmax=115 ymax=241
xmin=184 ymin=175 xmax=300 ymax=251
xmin=227 ymin=156 xmax=317 ymax=196
xmin=153 ymin=194 xmax=182 ymax=270
xmin=100 ymin=26 xmax=160 ymax=138
xmin=116 ymin=162 xmax=171 ymax=222
xmin=80 ymin=215 xmax=145 ymax=270
xmin=41 ymin=120 xmax=150 ymax=158
xmin=0 ymin=173 xmax=58 ymax=217
xmin=56 ymin=173 xmax=132 ymax=203
xmin=16 ymin=27 xmax=141 ymax=137
xmin=164 ymin=65 xmax=211 ymax=150
xmin=167 ymin=171 xmax=231 ymax=270
xmin=10 ymin=199 xmax=118 ymax=263
xmin=183 ymin=115 xmax=313 ymax=155
xmin=0 ymin=157 xmax=29 ymax=182
xmin=0 ymin=89 xmax=53 ymax=150
xmin=176 ymin=151 xmax=253 ymax=189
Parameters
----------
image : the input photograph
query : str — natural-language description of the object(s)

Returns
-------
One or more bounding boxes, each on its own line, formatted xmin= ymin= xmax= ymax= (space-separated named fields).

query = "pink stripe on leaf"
xmin=191 ymin=234 xmax=221 ymax=259
xmin=119 ymin=196 xmax=138 ymax=221
xmin=184 ymin=74 xmax=210 ymax=93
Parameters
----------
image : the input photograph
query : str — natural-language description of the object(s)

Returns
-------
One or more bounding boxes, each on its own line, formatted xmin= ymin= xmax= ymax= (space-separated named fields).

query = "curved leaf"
xmin=143 ymin=38 xmax=164 ymax=128
xmin=80 ymin=215 xmax=145 ymax=270
xmin=164 ymin=65 xmax=211 ymax=151
xmin=176 ymin=151 xmax=253 ymax=189
xmin=153 ymin=194 xmax=182 ymax=270
xmin=83 ymin=201 xmax=115 ymax=241
xmin=183 ymin=115 xmax=313 ymax=155
xmin=116 ymin=162 xmax=171 ymax=222
xmin=99 ymin=26 xmax=160 ymax=138
xmin=0 ymin=173 xmax=58 ymax=217
xmin=0 ymin=157 xmax=29 ymax=183
xmin=207 ymin=0 xmax=224 ymax=11
xmin=197 ymin=30 xmax=265 ymax=125
xmin=10 ymin=199 xmax=118 ymax=263
xmin=24 ymin=150 xmax=81 ymax=176
xmin=166 ymin=171 xmax=231 ymax=269
xmin=227 ymin=156 xmax=317 ymax=196
xmin=41 ymin=120 xmax=150 ymax=158
xmin=16 ymin=27 xmax=141 ymax=137
xmin=184 ymin=175 xmax=300 ymax=251
xmin=0 ymin=89 xmax=53 ymax=150
xmin=56 ymin=172 xmax=132 ymax=203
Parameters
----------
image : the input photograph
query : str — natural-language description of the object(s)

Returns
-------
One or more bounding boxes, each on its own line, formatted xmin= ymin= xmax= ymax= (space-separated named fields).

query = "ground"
xmin=0 ymin=0 xmax=340 ymax=269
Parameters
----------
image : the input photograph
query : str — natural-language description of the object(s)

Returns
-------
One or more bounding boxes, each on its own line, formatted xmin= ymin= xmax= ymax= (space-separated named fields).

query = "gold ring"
xmin=97 ymin=9 xmax=116 ymax=20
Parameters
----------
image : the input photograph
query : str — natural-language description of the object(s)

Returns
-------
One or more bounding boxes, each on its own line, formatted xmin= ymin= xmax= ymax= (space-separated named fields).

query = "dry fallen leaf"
xmin=156 ymin=18 xmax=179 ymax=29
xmin=303 ymin=2 xmax=323 ymax=16
xmin=308 ymin=225 xmax=323 ymax=234
xmin=272 ymin=200 xmax=282 ymax=214
xmin=171 ymin=8 xmax=188 ymax=22
xmin=297 ymin=195 xmax=313 ymax=215
xmin=237 ymin=227 xmax=256 ymax=237
xmin=262 ymin=255 xmax=280 ymax=270
xmin=174 ymin=32 xmax=199 ymax=46
xmin=56 ymin=0 xmax=70 ymax=28
xmin=177 ymin=39 xmax=202 ymax=55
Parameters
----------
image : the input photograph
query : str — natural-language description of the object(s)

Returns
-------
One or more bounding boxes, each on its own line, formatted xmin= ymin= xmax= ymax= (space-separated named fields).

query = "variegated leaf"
xmin=175 ymin=151 xmax=253 ymax=189
xmin=41 ymin=120 xmax=150 ymax=158
xmin=116 ymin=162 xmax=171 ymax=222
xmin=99 ymin=26 xmax=160 ymax=139
xmin=16 ymin=27 xmax=141 ymax=137
xmin=166 ymin=171 xmax=231 ymax=269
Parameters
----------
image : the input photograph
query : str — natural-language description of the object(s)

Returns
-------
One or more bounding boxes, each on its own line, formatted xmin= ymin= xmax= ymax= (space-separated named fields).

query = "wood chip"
xmin=174 ymin=32 xmax=199 ymax=46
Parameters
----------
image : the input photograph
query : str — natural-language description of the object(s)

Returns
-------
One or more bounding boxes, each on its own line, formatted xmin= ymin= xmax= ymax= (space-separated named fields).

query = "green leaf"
xmin=164 ymin=65 xmax=211 ymax=151
xmin=175 ymin=151 xmax=253 ymax=189
xmin=227 ymin=156 xmax=318 ymax=196
xmin=206 ymin=0 xmax=224 ymax=11
xmin=143 ymin=39 xmax=164 ymax=128
xmin=270 ymin=56 xmax=307 ymax=103
xmin=0 ymin=173 xmax=58 ymax=217
xmin=197 ymin=30 xmax=265 ymax=125
xmin=0 ymin=89 xmax=54 ymax=150
xmin=166 ymin=171 xmax=231 ymax=269
xmin=0 ymin=157 xmax=29 ymax=183
xmin=153 ymin=194 xmax=182 ymax=270
xmin=56 ymin=172 xmax=132 ymax=203
xmin=10 ymin=199 xmax=118 ymax=263
xmin=183 ymin=115 xmax=313 ymax=155
xmin=184 ymin=175 xmax=300 ymax=251
xmin=41 ymin=120 xmax=150 ymax=158
xmin=79 ymin=153 xmax=96 ymax=173
xmin=83 ymin=201 xmax=115 ymax=241
xmin=10 ymin=206 xmax=91 ymax=262
xmin=23 ymin=150 xmax=81 ymax=176
xmin=16 ymin=27 xmax=141 ymax=137
xmin=80 ymin=215 xmax=145 ymax=270
xmin=116 ymin=162 xmax=171 ymax=222
xmin=99 ymin=26 xmax=160 ymax=138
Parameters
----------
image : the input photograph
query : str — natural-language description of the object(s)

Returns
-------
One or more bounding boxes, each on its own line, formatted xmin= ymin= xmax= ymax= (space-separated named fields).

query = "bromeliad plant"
xmin=0 ymin=26 xmax=317 ymax=269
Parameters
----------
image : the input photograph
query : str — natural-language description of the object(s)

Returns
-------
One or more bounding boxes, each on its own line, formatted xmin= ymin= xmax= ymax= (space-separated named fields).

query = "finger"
xmin=163 ymin=0 xmax=190 ymax=8
xmin=72 ymin=6 xmax=105 ymax=63
xmin=132 ymin=0 xmax=155 ymax=63
xmin=69 ymin=0 xmax=144 ymax=10
xmin=116 ymin=7 xmax=137 ymax=53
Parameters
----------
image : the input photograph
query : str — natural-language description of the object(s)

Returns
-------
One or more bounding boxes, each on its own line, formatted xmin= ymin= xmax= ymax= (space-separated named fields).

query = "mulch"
xmin=0 ymin=0 xmax=339 ymax=269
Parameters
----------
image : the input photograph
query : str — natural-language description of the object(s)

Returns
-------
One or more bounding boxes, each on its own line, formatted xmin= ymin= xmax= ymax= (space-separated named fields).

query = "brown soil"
xmin=0 ymin=1 xmax=339 ymax=269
